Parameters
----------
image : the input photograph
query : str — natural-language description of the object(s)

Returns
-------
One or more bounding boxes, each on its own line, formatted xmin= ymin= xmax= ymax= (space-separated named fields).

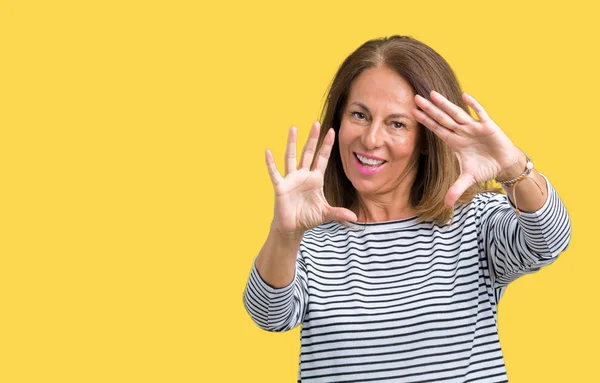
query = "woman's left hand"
xmin=413 ymin=90 xmax=524 ymax=208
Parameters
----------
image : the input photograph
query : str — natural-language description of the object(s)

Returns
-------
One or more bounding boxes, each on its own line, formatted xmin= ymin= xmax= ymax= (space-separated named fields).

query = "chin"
xmin=349 ymin=179 xmax=381 ymax=196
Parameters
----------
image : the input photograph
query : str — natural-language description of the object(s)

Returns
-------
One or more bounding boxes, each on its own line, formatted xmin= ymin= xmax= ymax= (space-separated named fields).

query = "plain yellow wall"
xmin=1 ymin=0 xmax=598 ymax=382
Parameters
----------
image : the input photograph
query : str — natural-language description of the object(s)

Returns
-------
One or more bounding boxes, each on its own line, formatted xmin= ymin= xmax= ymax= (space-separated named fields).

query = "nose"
xmin=361 ymin=121 xmax=384 ymax=150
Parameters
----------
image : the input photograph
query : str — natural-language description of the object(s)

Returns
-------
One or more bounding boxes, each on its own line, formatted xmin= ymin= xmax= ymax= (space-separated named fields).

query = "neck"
xmin=352 ymin=175 xmax=418 ymax=223
xmin=353 ymin=194 xmax=418 ymax=222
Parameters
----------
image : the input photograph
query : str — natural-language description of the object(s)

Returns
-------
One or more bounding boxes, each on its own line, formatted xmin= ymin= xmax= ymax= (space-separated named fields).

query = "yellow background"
xmin=1 ymin=0 xmax=598 ymax=381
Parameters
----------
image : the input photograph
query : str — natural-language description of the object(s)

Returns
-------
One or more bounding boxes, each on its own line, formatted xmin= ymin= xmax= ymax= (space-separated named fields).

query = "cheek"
xmin=338 ymin=122 xmax=355 ymax=169
xmin=389 ymin=135 xmax=419 ymax=159
xmin=387 ymin=136 xmax=408 ymax=157
xmin=339 ymin=118 xmax=362 ymax=143
xmin=338 ymin=121 xmax=352 ymax=150
xmin=393 ymin=136 xmax=408 ymax=145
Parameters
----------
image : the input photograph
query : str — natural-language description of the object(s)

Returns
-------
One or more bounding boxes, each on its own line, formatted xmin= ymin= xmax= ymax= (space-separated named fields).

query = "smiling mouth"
xmin=354 ymin=153 xmax=386 ymax=167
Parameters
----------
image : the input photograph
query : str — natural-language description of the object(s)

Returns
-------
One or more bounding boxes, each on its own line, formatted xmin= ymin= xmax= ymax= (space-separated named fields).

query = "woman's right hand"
xmin=265 ymin=121 xmax=358 ymax=238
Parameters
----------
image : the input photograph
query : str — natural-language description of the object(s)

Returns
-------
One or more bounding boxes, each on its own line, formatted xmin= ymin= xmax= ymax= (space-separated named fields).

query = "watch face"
xmin=527 ymin=161 xmax=534 ymax=170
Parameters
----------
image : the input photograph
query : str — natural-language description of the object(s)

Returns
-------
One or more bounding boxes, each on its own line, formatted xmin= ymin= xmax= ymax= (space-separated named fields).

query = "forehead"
xmin=347 ymin=66 xmax=415 ymax=108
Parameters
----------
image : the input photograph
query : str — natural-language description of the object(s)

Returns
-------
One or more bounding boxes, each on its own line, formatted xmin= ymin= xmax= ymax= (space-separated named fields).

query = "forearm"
xmin=254 ymin=224 xmax=303 ymax=288
xmin=244 ymin=226 xmax=307 ymax=332
xmin=497 ymin=152 xmax=548 ymax=214
xmin=481 ymin=172 xmax=571 ymax=287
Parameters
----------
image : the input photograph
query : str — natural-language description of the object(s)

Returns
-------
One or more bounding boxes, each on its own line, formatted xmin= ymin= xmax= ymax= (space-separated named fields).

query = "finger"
xmin=265 ymin=149 xmax=283 ymax=187
xmin=445 ymin=173 xmax=476 ymax=207
xmin=413 ymin=108 xmax=455 ymax=143
xmin=462 ymin=92 xmax=490 ymax=123
xmin=313 ymin=128 xmax=335 ymax=174
xmin=285 ymin=125 xmax=297 ymax=175
xmin=299 ymin=120 xmax=321 ymax=169
xmin=326 ymin=206 xmax=358 ymax=223
xmin=430 ymin=90 xmax=472 ymax=125
xmin=415 ymin=94 xmax=460 ymax=132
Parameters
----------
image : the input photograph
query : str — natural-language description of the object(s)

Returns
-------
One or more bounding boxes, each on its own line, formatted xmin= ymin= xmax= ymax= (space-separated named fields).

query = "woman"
xmin=243 ymin=35 xmax=571 ymax=382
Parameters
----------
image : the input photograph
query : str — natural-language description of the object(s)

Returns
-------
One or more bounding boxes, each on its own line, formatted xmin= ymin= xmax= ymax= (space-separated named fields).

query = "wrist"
xmin=496 ymin=151 xmax=528 ymax=183
xmin=269 ymin=221 xmax=305 ymax=242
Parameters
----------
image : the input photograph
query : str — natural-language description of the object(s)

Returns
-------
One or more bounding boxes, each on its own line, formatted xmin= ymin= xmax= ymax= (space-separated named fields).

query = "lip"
xmin=354 ymin=152 xmax=385 ymax=161
xmin=353 ymin=153 xmax=386 ymax=175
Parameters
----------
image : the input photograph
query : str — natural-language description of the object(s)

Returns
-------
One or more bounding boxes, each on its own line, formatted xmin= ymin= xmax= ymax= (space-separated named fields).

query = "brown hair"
xmin=314 ymin=35 xmax=500 ymax=225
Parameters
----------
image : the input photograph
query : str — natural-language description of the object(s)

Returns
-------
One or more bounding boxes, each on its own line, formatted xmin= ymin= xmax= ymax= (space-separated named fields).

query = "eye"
xmin=351 ymin=111 xmax=367 ymax=120
xmin=392 ymin=121 xmax=406 ymax=129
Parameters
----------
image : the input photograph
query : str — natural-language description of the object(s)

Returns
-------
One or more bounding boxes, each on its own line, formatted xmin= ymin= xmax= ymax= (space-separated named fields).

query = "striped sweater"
xmin=243 ymin=174 xmax=571 ymax=382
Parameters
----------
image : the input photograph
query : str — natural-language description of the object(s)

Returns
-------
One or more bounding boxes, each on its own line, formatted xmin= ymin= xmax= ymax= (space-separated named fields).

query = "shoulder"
xmin=463 ymin=190 xmax=510 ymax=212
xmin=455 ymin=190 xmax=514 ymax=231
xmin=298 ymin=222 xmax=351 ymax=259
xmin=303 ymin=221 xmax=347 ymax=240
xmin=300 ymin=221 xmax=363 ymax=250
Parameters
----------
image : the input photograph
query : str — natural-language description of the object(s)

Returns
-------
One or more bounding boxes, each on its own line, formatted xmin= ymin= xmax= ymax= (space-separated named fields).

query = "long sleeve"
xmin=243 ymin=249 xmax=309 ymax=332
xmin=476 ymin=173 xmax=572 ymax=289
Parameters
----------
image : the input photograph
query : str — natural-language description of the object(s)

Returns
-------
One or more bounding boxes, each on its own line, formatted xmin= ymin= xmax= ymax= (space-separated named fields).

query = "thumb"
xmin=326 ymin=207 xmax=358 ymax=223
xmin=445 ymin=173 xmax=475 ymax=208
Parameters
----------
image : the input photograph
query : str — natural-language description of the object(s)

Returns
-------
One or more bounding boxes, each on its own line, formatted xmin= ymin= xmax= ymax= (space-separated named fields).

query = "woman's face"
xmin=338 ymin=65 xmax=422 ymax=199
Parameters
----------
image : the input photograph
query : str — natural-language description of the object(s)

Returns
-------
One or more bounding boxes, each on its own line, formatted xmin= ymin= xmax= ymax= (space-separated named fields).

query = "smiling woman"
xmin=319 ymin=37 xmax=504 ymax=226
xmin=243 ymin=35 xmax=571 ymax=382
xmin=337 ymin=66 xmax=424 ymax=221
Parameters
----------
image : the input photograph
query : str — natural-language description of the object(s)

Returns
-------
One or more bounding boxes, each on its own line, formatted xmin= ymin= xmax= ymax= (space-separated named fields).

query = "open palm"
xmin=414 ymin=90 xmax=523 ymax=207
xmin=265 ymin=121 xmax=357 ymax=237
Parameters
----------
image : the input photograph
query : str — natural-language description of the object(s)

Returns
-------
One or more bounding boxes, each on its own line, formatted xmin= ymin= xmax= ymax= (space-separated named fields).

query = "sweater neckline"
xmin=337 ymin=214 xmax=424 ymax=231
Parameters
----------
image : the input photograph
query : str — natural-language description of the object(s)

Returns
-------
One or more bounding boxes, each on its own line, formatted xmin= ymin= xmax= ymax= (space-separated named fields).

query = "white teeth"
xmin=356 ymin=154 xmax=384 ymax=166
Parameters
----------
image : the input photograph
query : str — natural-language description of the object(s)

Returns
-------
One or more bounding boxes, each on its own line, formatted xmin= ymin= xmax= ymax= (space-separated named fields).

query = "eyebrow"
xmin=350 ymin=102 xmax=413 ymax=120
